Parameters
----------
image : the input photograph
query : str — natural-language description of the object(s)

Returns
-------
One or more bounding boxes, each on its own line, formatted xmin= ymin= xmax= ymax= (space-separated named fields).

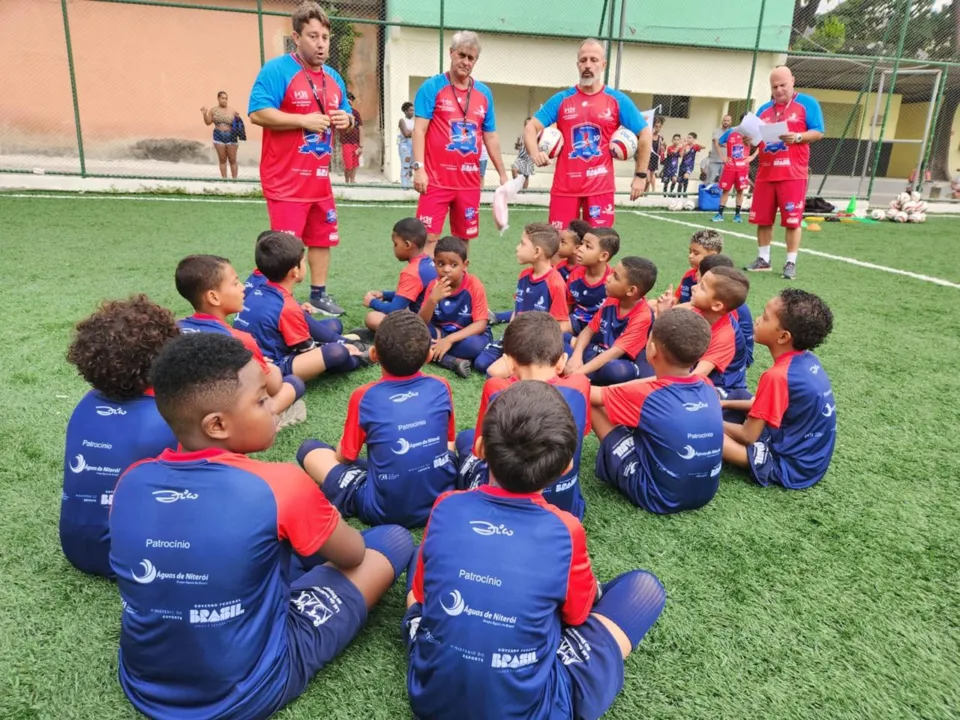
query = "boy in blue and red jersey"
xmin=676 ymin=133 xmax=704 ymax=196
xmin=698 ymin=254 xmax=754 ymax=370
xmin=674 ymin=229 xmax=724 ymax=305
xmin=359 ymin=217 xmax=437 ymax=337
xmin=404 ymin=380 xmax=666 ymax=720
xmin=296 ymin=312 xmax=457 ymax=529
xmin=176 ymin=254 xmax=307 ymax=428
xmin=723 ymin=289 xmax=836 ymax=489
xmin=566 ymin=257 xmax=658 ymax=386
xmin=592 ymin=308 xmax=724 ymax=514
xmin=475 ymin=223 xmax=569 ymax=377
xmin=235 ymin=231 xmax=370 ymax=381
xmin=563 ymin=227 xmax=618 ymax=336
xmin=456 ymin=312 xmax=591 ymax=519
xmin=61 ymin=295 xmax=179 ymax=578
xmin=109 ymin=333 xmax=414 ymax=720
xmin=713 ymin=119 xmax=758 ymax=223
xmin=418 ymin=235 xmax=491 ymax=378
xmin=553 ymin=219 xmax=591 ymax=283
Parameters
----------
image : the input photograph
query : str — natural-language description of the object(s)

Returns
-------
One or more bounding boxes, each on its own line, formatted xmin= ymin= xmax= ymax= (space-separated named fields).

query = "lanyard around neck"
xmin=293 ymin=52 xmax=327 ymax=114
xmin=446 ymin=72 xmax=473 ymax=123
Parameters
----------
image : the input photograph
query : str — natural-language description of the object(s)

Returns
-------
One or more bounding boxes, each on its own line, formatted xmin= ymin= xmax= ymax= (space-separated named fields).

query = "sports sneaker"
xmin=345 ymin=339 xmax=370 ymax=353
xmin=733 ymin=214 xmax=743 ymax=223
xmin=347 ymin=327 xmax=376 ymax=344
xmin=744 ymin=257 xmax=772 ymax=272
xmin=276 ymin=399 xmax=307 ymax=430
xmin=487 ymin=309 xmax=501 ymax=326
xmin=781 ymin=261 xmax=797 ymax=280
xmin=452 ymin=358 xmax=473 ymax=378
xmin=309 ymin=292 xmax=344 ymax=317
xmin=711 ymin=213 xmax=724 ymax=222
xmin=354 ymin=348 xmax=377 ymax=369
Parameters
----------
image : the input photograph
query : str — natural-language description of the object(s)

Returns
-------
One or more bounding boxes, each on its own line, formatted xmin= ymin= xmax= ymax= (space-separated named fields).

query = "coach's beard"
xmin=579 ymin=73 xmax=598 ymax=89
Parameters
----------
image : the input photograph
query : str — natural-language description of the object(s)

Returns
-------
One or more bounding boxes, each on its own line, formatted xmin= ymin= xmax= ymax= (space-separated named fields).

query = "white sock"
xmin=786 ymin=252 xmax=798 ymax=264
xmin=759 ymin=246 xmax=771 ymax=263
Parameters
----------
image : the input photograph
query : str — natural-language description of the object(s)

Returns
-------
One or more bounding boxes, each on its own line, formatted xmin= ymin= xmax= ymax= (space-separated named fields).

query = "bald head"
xmin=770 ymin=66 xmax=795 ymax=104
xmin=577 ymin=38 xmax=607 ymax=90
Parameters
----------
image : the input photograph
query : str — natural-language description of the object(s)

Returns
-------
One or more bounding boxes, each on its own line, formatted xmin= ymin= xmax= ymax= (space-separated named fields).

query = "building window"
xmin=653 ymin=94 xmax=690 ymax=119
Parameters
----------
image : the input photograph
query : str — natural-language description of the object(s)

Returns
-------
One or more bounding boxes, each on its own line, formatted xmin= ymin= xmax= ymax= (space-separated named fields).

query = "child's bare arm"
xmin=443 ymin=319 xmax=489 ymax=345
xmin=724 ymin=416 xmax=765 ymax=445
xmin=578 ymin=345 xmax=626 ymax=376
xmin=720 ymin=398 xmax=755 ymax=412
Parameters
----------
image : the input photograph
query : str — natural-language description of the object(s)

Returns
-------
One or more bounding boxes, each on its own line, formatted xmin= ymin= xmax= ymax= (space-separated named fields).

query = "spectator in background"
xmin=511 ymin=118 xmax=536 ymax=190
xmin=201 ymin=91 xmax=240 ymax=179
xmin=950 ymin=171 xmax=960 ymax=199
xmin=340 ymin=92 xmax=362 ymax=184
xmin=708 ymin=115 xmax=732 ymax=184
xmin=398 ymin=102 xmax=415 ymax=189
xmin=479 ymin=143 xmax=489 ymax=185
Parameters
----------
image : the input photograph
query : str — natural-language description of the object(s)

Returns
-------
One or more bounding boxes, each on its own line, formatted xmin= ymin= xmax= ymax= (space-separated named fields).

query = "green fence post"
xmin=918 ymin=66 xmax=948 ymax=193
xmin=438 ymin=0 xmax=445 ymax=73
xmin=597 ymin=0 xmax=609 ymax=36
xmin=745 ymin=0 xmax=767 ymax=111
xmin=603 ymin=0 xmax=615 ymax=85
xmin=257 ymin=0 xmax=265 ymax=67
xmin=867 ymin=0 xmax=912 ymax=202
xmin=61 ymin=0 xmax=86 ymax=177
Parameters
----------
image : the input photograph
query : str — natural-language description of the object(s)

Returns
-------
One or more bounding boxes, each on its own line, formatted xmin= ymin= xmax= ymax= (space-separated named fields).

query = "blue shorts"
xmin=276 ymin=353 xmax=296 ymax=377
xmin=402 ymin=606 xmax=624 ymax=719
xmin=595 ymin=426 xmax=648 ymax=509
xmin=718 ymin=388 xmax=753 ymax=424
xmin=213 ymin=128 xmax=237 ymax=145
xmin=747 ymin=430 xmax=781 ymax=488
xmin=280 ymin=565 xmax=368 ymax=708
xmin=321 ymin=460 xmax=370 ymax=519
xmin=570 ymin=315 xmax=590 ymax=335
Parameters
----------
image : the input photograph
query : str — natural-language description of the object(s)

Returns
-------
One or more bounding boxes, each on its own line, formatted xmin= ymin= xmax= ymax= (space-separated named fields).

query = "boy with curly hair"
xmin=61 ymin=295 xmax=180 ymax=577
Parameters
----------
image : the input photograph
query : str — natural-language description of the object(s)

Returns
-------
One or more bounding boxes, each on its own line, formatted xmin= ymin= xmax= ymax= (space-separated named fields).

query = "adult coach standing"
xmin=524 ymin=38 xmax=651 ymax=230
xmin=413 ymin=31 xmax=508 ymax=256
xmin=248 ymin=2 xmax=355 ymax=317
xmin=744 ymin=66 xmax=824 ymax=280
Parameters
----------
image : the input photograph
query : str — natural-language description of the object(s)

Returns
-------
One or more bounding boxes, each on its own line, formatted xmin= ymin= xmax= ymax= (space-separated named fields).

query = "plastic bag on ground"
xmin=492 ymin=175 xmax=528 ymax=235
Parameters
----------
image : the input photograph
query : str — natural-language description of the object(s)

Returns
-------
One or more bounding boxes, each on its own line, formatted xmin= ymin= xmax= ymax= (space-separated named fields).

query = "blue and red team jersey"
xmin=395 ymin=254 xmax=438 ymax=313
xmin=60 ymin=390 xmax=176 ymax=577
xmin=245 ymin=269 xmax=267 ymax=292
xmin=566 ymin=265 xmax=611 ymax=326
xmin=587 ymin=297 xmax=654 ymax=361
xmin=534 ymin=86 xmax=646 ymax=197
xmin=748 ymin=350 xmax=836 ymax=489
xmin=408 ymin=486 xmax=598 ymax=719
xmin=109 ymin=448 xmax=341 ymax=719
xmin=473 ymin=374 xmax=592 ymax=518
xmin=340 ymin=372 xmax=457 ymax=527
xmin=663 ymin=145 xmax=682 ymax=177
xmin=755 ymin=93 xmax=825 ymax=182
xmin=415 ymin=73 xmax=497 ymax=190
xmin=718 ymin=129 xmax=750 ymax=168
xmin=697 ymin=310 xmax=747 ymax=392
xmin=249 ymin=54 xmax=351 ymax=202
xmin=736 ymin=302 xmax=755 ymax=367
xmin=675 ymin=267 xmax=698 ymax=303
xmin=234 ymin=281 xmax=311 ymax=364
xmin=425 ymin=273 xmax=489 ymax=334
xmin=514 ymin=267 xmax=568 ymax=321
xmin=602 ymin=376 xmax=724 ymax=512
xmin=178 ymin=313 xmax=269 ymax=372
xmin=679 ymin=143 xmax=703 ymax=174
xmin=553 ymin=258 xmax=573 ymax=283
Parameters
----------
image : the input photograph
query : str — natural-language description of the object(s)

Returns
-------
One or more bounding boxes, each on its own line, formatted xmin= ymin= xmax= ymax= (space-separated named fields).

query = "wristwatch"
xmin=412 ymin=161 xmax=424 ymax=170
xmin=635 ymin=172 xmax=648 ymax=179
xmin=794 ymin=133 xmax=803 ymax=144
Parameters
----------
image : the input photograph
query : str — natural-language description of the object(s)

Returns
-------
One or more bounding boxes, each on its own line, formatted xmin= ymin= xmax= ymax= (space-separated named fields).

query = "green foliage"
xmin=326 ymin=4 xmax=360 ymax=83
xmin=816 ymin=0 xmax=957 ymax=59
xmin=792 ymin=15 xmax=847 ymax=52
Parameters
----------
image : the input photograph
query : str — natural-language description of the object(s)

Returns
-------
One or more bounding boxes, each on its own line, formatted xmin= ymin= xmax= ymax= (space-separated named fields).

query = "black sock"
xmin=735 ymin=205 xmax=742 ymax=215
xmin=717 ymin=206 xmax=725 ymax=215
xmin=310 ymin=285 xmax=325 ymax=300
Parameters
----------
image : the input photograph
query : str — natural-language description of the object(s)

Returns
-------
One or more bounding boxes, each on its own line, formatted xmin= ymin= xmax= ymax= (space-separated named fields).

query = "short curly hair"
xmin=67 ymin=294 xmax=180 ymax=401
xmin=374 ymin=310 xmax=431 ymax=377
xmin=777 ymin=288 xmax=834 ymax=351
xmin=689 ymin=229 xmax=724 ymax=253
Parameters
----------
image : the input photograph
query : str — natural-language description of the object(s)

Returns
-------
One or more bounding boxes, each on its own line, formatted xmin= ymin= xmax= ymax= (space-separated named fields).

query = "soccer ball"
xmin=902 ymin=201 xmax=918 ymax=214
xmin=537 ymin=127 xmax=563 ymax=159
xmin=897 ymin=192 xmax=912 ymax=207
xmin=915 ymin=200 xmax=928 ymax=213
xmin=886 ymin=208 xmax=899 ymax=221
xmin=683 ymin=200 xmax=696 ymax=211
xmin=665 ymin=199 xmax=680 ymax=211
xmin=894 ymin=211 xmax=908 ymax=223
xmin=910 ymin=191 xmax=922 ymax=203
xmin=907 ymin=212 xmax=924 ymax=223
xmin=871 ymin=209 xmax=885 ymax=221
xmin=609 ymin=127 xmax=638 ymax=160
xmin=889 ymin=199 xmax=901 ymax=210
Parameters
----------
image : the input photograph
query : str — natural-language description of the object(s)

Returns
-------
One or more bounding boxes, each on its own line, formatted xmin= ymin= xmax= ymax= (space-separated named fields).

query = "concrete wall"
xmin=384 ymin=27 xmax=784 ymax=186
xmin=887 ymin=103 xmax=932 ymax=178
xmin=796 ymin=87 xmax=904 ymax=142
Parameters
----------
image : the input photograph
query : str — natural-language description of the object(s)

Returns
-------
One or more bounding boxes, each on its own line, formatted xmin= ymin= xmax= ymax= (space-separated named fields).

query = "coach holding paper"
xmin=525 ymin=38 xmax=650 ymax=230
xmin=248 ymin=2 xmax=354 ymax=317
xmin=744 ymin=66 xmax=824 ymax=281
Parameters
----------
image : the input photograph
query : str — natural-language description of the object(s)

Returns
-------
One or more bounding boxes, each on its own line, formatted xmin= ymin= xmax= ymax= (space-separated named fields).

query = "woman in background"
xmin=201 ymin=91 xmax=240 ymax=179
xmin=398 ymin=101 xmax=415 ymax=189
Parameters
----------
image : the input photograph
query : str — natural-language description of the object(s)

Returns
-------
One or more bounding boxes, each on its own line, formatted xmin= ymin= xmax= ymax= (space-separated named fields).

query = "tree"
xmin=792 ymin=0 xmax=824 ymax=44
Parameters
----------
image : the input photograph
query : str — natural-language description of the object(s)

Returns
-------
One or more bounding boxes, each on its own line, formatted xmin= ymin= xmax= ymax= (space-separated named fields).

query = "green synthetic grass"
xmin=1 ymin=194 xmax=959 ymax=719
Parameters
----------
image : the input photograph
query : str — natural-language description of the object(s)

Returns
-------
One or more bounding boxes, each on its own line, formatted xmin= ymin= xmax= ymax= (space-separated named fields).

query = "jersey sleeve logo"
xmin=447 ymin=120 xmax=479 ymax=155
xmin=569 ymin=124 xmax=602 ymax=161
xmin=299 ymin=129 xmax=333 ymax=158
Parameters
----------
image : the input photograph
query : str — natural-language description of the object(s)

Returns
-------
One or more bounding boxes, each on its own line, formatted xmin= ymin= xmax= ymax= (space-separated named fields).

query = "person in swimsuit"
xmin=202 ymin=91 xmax=240 ymax=179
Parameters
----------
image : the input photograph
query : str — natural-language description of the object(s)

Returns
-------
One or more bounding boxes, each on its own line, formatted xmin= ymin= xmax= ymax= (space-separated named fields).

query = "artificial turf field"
xmin=1 ymin=193 xmax=958 ymax=719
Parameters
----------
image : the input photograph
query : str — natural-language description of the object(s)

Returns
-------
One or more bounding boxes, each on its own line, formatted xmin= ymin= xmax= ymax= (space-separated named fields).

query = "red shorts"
xmin=417 ymin=185 xmax=481 ymax=239
xmin=548 ymin=193 xmax=615 ymax=230
xmin=266 ymin=197 xmax=340 ymax=248
xmin=749 ymin=179 xmax=807 ymax=228
xmin=719 ymin=165 xmax=750 ymax=192
xmin=342 ymin=144 xmax=360 ymax=171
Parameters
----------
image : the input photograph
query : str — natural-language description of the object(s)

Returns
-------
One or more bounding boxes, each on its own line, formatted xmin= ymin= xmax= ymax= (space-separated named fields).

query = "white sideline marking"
xmin=631 ymin=210 xmax=960 ymax=290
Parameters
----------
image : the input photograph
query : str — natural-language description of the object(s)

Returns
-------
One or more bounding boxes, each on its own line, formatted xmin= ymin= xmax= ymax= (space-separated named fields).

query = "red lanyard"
xmin=293 ymin=52 xmax=327 ymax=114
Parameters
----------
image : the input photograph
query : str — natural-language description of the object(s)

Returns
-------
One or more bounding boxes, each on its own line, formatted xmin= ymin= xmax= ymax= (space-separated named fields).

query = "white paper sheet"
xmin=760 ymin=121 xmax=790 ymax=144
xmin=735 ymin=112 xmax=763 ymax=145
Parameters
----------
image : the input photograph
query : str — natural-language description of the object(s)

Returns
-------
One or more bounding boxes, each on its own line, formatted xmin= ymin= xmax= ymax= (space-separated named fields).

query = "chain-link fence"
xmin=1 ymin=0 xmax=958 ymax=202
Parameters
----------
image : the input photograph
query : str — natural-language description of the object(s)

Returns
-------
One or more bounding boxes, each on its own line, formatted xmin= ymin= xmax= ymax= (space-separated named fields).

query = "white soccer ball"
xmin=901 ymin=201 xmax=919 ymax=214
xmin=667 ymin=199 xmax=681 ymax=211
xmin=886 ymin=208 xmax=899 ymax=221
xmin=871 ymin=209 xmax=885 ymax=221
xmin=889 ymin=198 xmax=901 ymax=210
xmin=895 ymin=211 xmax=908 ymax=223
xmin=917 ymin=212 xmax=927 ymax=223
xmin=907 ymin=212 xmax=924 ymax=223
xmin=609 ymin=126 xmax=638 ymax=160
xmin=537 ymin=126 xmax=564 ymax=159
xmin=898 ymin=192 xmax=912 ymax=207
xmin=915 ymin=200 xmax=928 ymax=213
xmin=683 ymin=200 xmax=696 ymax=211
xmin=910 ymin=191 xmax=922 ymax=203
